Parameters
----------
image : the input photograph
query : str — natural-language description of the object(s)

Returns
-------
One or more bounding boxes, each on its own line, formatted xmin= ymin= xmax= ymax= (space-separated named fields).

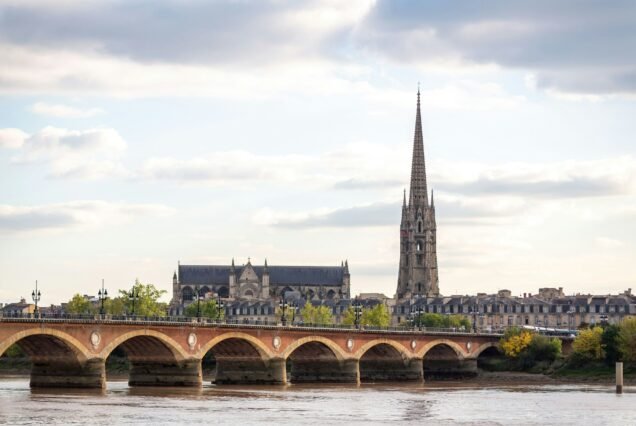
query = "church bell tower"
xmin=396 ymin=90 xmax=439 ymax=300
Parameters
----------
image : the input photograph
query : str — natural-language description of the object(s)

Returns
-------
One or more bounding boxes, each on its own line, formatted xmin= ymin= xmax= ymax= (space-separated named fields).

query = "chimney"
xmin=523 ymin=293 xmax=527 ymax=298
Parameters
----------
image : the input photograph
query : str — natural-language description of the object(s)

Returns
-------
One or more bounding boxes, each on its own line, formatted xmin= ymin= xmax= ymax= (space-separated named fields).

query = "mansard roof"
xmin=179 ymin=264 xmax=344 ymax=286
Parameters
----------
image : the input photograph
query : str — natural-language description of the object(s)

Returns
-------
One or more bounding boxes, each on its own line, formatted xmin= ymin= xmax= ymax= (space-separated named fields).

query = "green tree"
xmin=360 ymin=304 xmax=390 ymax=328
xmin=103 ymin=296 xmax=127 ymax=315
xmin=526 ymin=334 xmax=561 ymax=363
xmin=618 ymin=317 xmax=636 ymax=362
xmin=572 ymin=326 xmax=604 ymax=361
xmin=601 ymin=324 xmax=621 ymax=366
xmin=118 ymin=280 xmax=167 ymax=317
xmin=341 ymin=306 xmax=355 ymax=326
xmin=65 ymin=293 xmax=94 ymax=315
xmin=184 ymin=299 xmax=223 ymax=319
xmin=300 ymin=302 xmax=334 ymax=325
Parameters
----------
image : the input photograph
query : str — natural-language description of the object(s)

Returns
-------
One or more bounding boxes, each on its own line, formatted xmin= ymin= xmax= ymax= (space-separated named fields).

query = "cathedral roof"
xmin=178 ymin=264 xmax=344 ymax=286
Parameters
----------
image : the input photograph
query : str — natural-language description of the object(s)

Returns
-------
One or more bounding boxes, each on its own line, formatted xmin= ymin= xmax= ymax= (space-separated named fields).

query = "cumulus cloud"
xmin=31 ymin=102 xmax=104 ymax=118
xmin=0 ymin=200 xmax=174 ymax=234
xmin=357 ymin=0 xmax=636 ymax=95
xmin=6 ymin=126 xmax=128 ymax=179
xmin=0 ymin=128 xmax=29 ymax=149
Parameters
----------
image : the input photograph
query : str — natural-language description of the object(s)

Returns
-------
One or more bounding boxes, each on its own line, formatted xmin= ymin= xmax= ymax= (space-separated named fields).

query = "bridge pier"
xmin=214 ymin=357 xmax=286 ymax=385
xmin=360 ymin=357 xmax=423 ymax=382
xmin=288 ymin=358 xmax=359 ymax=384
xmin=30 ymin=358 xmax=106 ymax=389
xmin=129 ymin=359 xmax=202 ymax=387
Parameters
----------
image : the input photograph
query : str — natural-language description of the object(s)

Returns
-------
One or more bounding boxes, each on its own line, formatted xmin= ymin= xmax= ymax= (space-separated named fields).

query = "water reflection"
xmin=0 ymin=379 xmax=632 ymax=425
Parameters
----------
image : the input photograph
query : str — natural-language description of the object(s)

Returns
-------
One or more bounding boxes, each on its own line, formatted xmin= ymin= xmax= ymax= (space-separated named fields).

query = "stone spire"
xmin=408 ymin=89 xmax=428 ymax=208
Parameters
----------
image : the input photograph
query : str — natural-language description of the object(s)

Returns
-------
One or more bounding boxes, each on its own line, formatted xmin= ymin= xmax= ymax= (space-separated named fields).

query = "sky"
xmin=1 ymin=0 xmax=636 ymax=305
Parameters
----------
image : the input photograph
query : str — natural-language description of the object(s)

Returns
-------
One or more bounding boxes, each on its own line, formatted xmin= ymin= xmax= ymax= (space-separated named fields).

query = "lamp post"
xmin=469 ymin=304 xmax=478 ymax=333
xmin=98 ymin=279 xmax=108 ymax=316
xmin=31 ymin=280 xmax=41 ymax=317
xmin=195 ymin=286 xmax=202 ymax=319
xmin=290 ymin=302 xmax=297 ymax=325
xmin=279 ymin=297 xmax=288 ymax=326
xmin=353 ymin=298 xmax=362 ymax=329
xmin=216 ymin=294 xmax=225 ymax=322
xmin=128 ymin=286 xmax=139 ymax=316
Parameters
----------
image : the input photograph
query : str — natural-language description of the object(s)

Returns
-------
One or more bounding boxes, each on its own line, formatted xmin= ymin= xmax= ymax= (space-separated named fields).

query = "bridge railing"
xmin=0 ymin=312 xmax=506 ymax=335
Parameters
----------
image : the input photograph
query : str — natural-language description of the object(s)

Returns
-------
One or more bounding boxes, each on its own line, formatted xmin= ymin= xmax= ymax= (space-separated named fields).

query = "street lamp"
xmin=98 ymin=279 xmax=108 ymax=316
xmin=353 ymin=298 xmax=362 ymax=329
xmin=216 ymin=293 xmax=225 ymax=322
xmin=411 ymin=303 xmax=423 ymax=331
xmin=128 ymin=286 xmax=139 ymax=316
xmin=279 ymin=297 xmax=288 ymax=326
xmin=469 ymin=304 xmax=478 ymax=333
xmin=289 ymin=302 xmax=297 ymax=325
xmin=195 ymin=286 xmax=202 ymax=319
xmin=31 ymin=280 xmax=41 ymax=317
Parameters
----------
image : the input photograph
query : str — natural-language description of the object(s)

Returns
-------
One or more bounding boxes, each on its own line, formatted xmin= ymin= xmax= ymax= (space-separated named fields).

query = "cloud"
xmin=357 ymin=0 xmax=636 ymax=95
xmin=0 ymin=1 xmax=370 ymax=65
xmin=0 ymin=200 xmax=174 ymax=234
xmin=253 ymin=202 xmax=400 ymax=228
xmin=7 ymin=126 xmax=128 ymax=179
xmin=0 ymin=128 xmax=28 ymax=149
xmin=433 ymin=157 xmax=636 ymax=198
xmin=31 ymin=102 xmax=104 ymax=118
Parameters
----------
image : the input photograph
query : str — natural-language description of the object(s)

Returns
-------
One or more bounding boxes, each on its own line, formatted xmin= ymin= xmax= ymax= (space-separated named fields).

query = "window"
xmin=416 ymin=241 xmax=423 ymax=251
xmin=416 ymin=255 xmax=423 ymax=265
xmin=418 ymin=221 xmax=423 ymax=233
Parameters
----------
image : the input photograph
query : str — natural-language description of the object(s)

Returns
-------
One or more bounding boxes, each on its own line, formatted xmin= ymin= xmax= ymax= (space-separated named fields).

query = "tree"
xmin=65 ymin=293 xmax=94 ymax=315
xmin=618 ymin=317 xmax=636 ymax=362
xmin=184 ymin=299 xmax=223 ymax=319
xmin=416 ymin=313 xmax=471 ymax=330
xmin=360 ymin=304 xmax=390 ymax=328
xmin=526 ymin=334 xmax=561 ymax=363
xmin=601 ymin=324 xmax=621 ymax=366
xmin=500 ymin=328 xmax=533 ymax=358
xmin=103 ymin=297 xmax=127 ymax=315
xmin=118 ymin=280 xmax=167 ymax=317
xmin=572 ymin=326 xmax=604 ymax=361
xmin=300 ymin=302 xmax=333 ymax=325
xmin=341 ymin=306 xmax=355 ymax=326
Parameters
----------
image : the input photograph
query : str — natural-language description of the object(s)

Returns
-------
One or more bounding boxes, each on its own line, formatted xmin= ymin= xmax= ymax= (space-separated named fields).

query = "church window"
xmin=416 ymin=241 xmax=423 ymax=251
xmin=327 ymin=289 xmax=336 ymax=300
xmin=416 ymin=255 xmax=423 ymax=265
xmin=218 ymin=286 xmax=229 ymax=298
xmin=244 ymin=290 xmax=253 ymax=297
xmin=417 ymin=283 xmax=421 ymax=293
xmin=182 ymin=287 xmax=194 ymax=302
xmin=418 ymin=221 xmax=422 ymax=233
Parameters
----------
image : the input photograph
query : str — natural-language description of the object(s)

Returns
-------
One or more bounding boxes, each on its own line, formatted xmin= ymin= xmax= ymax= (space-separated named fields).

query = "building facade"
xmin=396 ymin=91 xmax=440 ymax=300
xmin=169 ymin=258 xmax=350 ymax=317
xmin=392 ymin=287 xmax=636 ymax=330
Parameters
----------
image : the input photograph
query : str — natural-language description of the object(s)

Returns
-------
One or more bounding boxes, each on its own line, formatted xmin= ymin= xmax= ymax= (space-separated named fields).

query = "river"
xmin=0 ymin=379 xmax=633 ymax=425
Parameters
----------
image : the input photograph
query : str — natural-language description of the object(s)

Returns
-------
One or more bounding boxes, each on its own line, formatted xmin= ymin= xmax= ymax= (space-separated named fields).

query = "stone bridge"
xmin=0 ymin=318 xmax=504 ymax=388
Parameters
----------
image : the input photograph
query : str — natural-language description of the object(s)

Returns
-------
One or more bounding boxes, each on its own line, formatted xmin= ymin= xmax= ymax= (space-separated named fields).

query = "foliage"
xmin=525 ymin=334 xmax=561 ymax=363
xmin=601 ymin=324 xmax=621 ymax=366
xmin=300 ymin=302 xmax=333 ymax=325
xmin=184 ymin=299 xmax=223 ymax=319
xmin=2 ymin=344 xmax=25 ymax=358
xmin=341 ymin=306 xmax=355 ymax=326
xmin=360 ymin=304 xmax=390 ymax=328
xmin=572 ymin=327 xmax=604 ymax=361
xmin=118 ymin=280 xmax=167 ymax=317
xmin=618 ymin=317 xmax=636 ymax=362
xmin=103 ymin=297 xmax=127 ymax=315
xmin=500 ymin=328 xmax=533 ymax=358
xmin=65 ymin=293 xmax=94 ymax=315
xmin=416 ymin=313 xmax=471 ymax=330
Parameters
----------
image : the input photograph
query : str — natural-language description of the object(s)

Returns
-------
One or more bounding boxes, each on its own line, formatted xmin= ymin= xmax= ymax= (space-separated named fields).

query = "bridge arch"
xmin=417 ymin=339 xmax=467 ymax=359
xmin=473 ymin=341 xmax=500 ymax=358
xmin=281 ymin=335 xmax=347 ymax=361
xmin=354 ymin=338 xmax=411 ymax=361
xmin=356 ymin=339 xmax=423 ymax=382
xmin=98 ymin=329 xmax=189 ymax=361
xmin=196 ymin=332 xmax=274 ymax=360
xmin=0 ymin=328 xmax=90 ymax=362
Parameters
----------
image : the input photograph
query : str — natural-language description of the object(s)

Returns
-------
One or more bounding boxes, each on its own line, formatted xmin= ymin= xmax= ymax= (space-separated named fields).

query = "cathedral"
xmin=395 ymin=90 xmax=440 ymax=300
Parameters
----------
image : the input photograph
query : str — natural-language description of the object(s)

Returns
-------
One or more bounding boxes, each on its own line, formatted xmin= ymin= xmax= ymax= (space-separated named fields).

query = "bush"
xmin=618 ymin=317 xmax=636 ymax=362
xmin=572 ymin=327 xmax=603 ymax=361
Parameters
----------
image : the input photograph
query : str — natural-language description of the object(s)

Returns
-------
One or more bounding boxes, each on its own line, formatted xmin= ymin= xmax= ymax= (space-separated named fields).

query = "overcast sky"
xmin=1 ymin=0 xmax=635 ymax=304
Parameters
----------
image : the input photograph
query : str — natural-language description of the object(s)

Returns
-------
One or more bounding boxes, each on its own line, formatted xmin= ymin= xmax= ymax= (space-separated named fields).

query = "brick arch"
xmin=353 ymin=338 xmax=412 ymax=361
xmin=472 ymin=341 xmax=500 ymax=358
xmin=196 ymin=332 xmax=274 ymax=360
xmin=417 ymin=339 xmax=467 ymax=359
xmin=98 ymin=329 xmax=189 ymax=361
xmin=0 ymin=328 xmax=91 ymax=362
xmin=282 ymin=336 xmax=347 ymax=361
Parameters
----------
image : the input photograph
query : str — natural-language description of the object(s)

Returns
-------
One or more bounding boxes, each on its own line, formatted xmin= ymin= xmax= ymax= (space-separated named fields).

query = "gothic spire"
xmin=408 ymin=88 xmax=428 ymax=208
xmin=431 ymin=189 xmax=435 ymax=208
